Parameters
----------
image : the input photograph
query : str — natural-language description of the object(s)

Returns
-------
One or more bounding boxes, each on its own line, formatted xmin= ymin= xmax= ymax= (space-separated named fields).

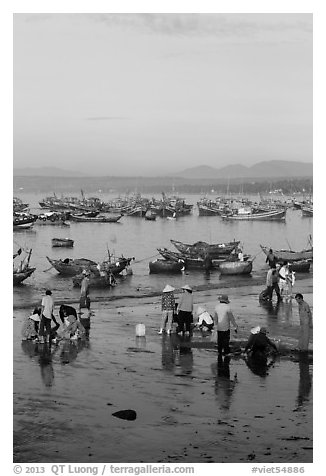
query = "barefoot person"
xmin=295 ymin=293 xmax=313 ymax=351
xmin=159 ymin=285 xmax=175 ymax=335
xmin=79 ymin=270 xmax=91 ymax=314
xmin=213 ymin=294 xmax=238 ymax=356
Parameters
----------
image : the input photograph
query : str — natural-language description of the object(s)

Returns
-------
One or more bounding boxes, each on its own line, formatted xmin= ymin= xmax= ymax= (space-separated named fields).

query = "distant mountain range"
xmin=173 ymin=161 xmax=313 ymax=179
xmin=13 ymin=166 xmax=87 ymax=177
xmin=13 ymin=160 xmax=312 ymax=179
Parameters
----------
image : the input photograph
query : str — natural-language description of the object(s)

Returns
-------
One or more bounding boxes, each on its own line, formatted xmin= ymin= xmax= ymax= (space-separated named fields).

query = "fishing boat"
xmin=301 ymin=206 xmax=313 ymax=217
xmin=46 ymin=257 xmax=98 ymax=276
xmin=35 ymin=212 xmax=70 ymax=226
xmin=70 ymin=213 xmax=122 ymax=223
xmin=260 ymin=245 xmax=313 ymax=263
xmin=13 ymin=213 xmax=37 ymax=230
xmin=170 ymin=239 xmax=240 ymax=258
xmin=72 ymin=256 xmax=134 ymax=287
xmin=13 ymin=249 xmax=36 ymax=284
xmin=157 ymin=248 xmax=213 ymax=270
xmin=72 ymin=270 xmax=116 ymax=288
xmin=222 ymin=208 xmax=286 ymax=221
xmin=13 ymin=267 xmax=36 ymax=285
xmin=149 ymin=259 xmax=185 ymax=274
xmin=219 ymin=259 xmax=253 ymax=275
xmin=289 ymin=260 xmax=311 ymax=273
xmin=51 ymin=238 xmax=74 ymax=248
xmin=144 ymin=210 xmax=157 ymax=221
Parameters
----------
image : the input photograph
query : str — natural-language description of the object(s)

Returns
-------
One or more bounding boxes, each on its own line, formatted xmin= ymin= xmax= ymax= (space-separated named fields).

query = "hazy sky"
xmin=13 ymin=13 xmax=312 ymax=176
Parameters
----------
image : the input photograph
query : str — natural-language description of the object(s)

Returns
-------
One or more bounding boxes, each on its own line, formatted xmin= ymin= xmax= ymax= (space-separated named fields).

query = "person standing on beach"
xmin=79 ymin=270 xmax=91 ymax=314
xmin=213 ymin=294 xmax=238 ymax=356
xmin=159 ymin=285 xmax=175 ymax=335
xmin=177 ymin=285 xmax=194 ymax=335
xmin=39 ymin=290 xmax=56 ymax=343
xmin=266 ymin=248 xmax=277 ymax=268
xmin=295 ymin=293 xmax=312 ymax=351
xmin=266 ymin=265 xmax=282 ymax=301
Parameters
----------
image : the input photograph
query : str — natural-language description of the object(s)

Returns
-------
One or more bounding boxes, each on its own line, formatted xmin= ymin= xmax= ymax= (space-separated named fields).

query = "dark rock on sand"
xmin=112 ymin=409 xmax=137 ymax=421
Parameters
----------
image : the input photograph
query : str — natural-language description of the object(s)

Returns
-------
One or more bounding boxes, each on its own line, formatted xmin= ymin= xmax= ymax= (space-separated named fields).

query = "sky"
xmin=13 ymin=12 xmax=313 ymax=176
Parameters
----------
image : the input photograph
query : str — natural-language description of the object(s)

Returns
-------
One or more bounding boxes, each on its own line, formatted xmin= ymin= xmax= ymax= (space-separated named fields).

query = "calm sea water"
xmin=13 ymin=192 xmax=313 ymax=309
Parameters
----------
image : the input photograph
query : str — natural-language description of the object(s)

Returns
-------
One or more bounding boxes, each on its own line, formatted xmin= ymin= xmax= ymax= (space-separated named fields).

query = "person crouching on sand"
xmin=159 ymin=285 xmax=175 ymax=335
xmin=21 ymin=307 xmax=41 ymax=341
xmin=194 ymin=306 xmax=214 ymax=332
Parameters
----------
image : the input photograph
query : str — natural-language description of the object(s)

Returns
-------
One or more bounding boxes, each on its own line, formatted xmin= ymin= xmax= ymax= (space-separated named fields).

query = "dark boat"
xmin=170 ymin=239 xmax=240 ymax=258
xmin=301 ymin=206 xmax=313 ymax=217
xmin=51 ymin=238 xmax=74 ymax=248
xmin=70 ymin=214 xmax=122 ymax=223
xmin=219 ymin=259 xmax=253 ymax=275
xmin=157 ymin=247 xmax=213 ymax=270
xmin=35 ymin=211 xmax=70 ymax=226
xmin=260 ymin=245 xmax=313 ymax=263
xmin=13 ymin=267 xmax=36 ymax=285
xmin=46 ymin=257 xmax=98 ymax=276
xmin=13 ymin=213 xmax=37 ymax=230
xmin=72 ymin=256 xmax=134 ymax=287
xmin=288 ymin=260 xmax=311 ymax=273
xmin=144 ymin=210 xmax=157 ymax=221
xmin=13 ymin=249 xmax=36 ymax=284
xmin=149 ymin=259 xmax=185 ymax=274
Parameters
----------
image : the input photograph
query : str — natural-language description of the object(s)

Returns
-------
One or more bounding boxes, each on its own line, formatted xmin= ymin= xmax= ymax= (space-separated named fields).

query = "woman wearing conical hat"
xmin=159 ymin=285 xmax=175 ymax=335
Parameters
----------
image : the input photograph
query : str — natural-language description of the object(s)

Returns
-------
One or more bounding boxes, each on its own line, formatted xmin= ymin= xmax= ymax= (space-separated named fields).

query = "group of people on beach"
xmin=21 ymin=270 xmax=92 ymax=344
xmin=159 ymin=279 xmax=312 ymax=357
xmin=262 ymin=248 xmax=296 ymax=302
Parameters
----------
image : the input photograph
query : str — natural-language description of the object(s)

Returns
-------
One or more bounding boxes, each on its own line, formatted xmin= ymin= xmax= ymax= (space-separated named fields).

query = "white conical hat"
xmin=250 ymin=326 xmax=261 ymax=335
xmin=182 ymin=284 xmax=192 ymax=291
xmin=196 ymin=306 xmax=206 ymax=316
xmin=163 ymin=284 xmax=175 ymax=293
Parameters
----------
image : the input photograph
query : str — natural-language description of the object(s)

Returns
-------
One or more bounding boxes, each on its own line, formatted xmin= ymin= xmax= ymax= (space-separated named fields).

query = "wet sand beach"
xmin=13 ymin=278 xmax=313 ymax=463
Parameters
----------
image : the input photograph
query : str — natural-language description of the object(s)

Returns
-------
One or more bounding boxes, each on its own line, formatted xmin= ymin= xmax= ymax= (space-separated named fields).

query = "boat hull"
xmin=222 ymin=209 xmax=286 ymax=221
xmin=13 ymin=267 xmax=36 ymax=285
xmin=219 ymin=260 xmax=253 ymax=275
xmin=170 ymin=239 xmax=240 ymax=258
xmin=46 ymin=257 xmax=98 ymax=276
xmin=260 ymin=245 xmax=313 ymax=262
xmin=70 ymin=214 xmax=122 ymax=223
xmin=51 ymin=239 xmax=74 ymax=248
xmin=149 ymin=259 xmax=184 ymax=273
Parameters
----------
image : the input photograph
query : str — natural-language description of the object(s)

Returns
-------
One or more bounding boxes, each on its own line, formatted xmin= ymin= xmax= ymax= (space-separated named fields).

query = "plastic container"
xmin=135 ymin=323 xmax=146 ymax=337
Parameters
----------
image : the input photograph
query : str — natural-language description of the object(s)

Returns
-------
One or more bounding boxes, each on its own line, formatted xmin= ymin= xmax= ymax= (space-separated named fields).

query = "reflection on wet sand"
xmin=21 ymin=338 xmax=89 ymax=387
xmin=296 ymin=352 xmax=312 ymax=410
xmin=211 ymin=355 xmax=238 ymax=410
xmin=245 ymin=353 xmax=277 ymax=378
xmin=161 ymin=334 xmax=193 ymax=374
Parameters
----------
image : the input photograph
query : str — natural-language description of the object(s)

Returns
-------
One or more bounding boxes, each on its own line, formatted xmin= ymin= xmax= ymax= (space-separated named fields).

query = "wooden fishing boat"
xmin=157 ymin=248 xmax=213 ymax=270
xmin=72 ymin=270 xmax=115 ymax=288
xmin=260 ymin=245 xmax=313 ymax=263
xmin=13 ymin=248 xmax=35 ymax=284
xmin=197 ymin=203 xmax=225 ymax=216
xmin=222 ymin=208 xmax=286 ymax=221
xmin=72 ymin=256 xmax=134 ymax=287
xmin=288 ymin=260 xmax=311 ymax=273
xmin=13 ymin=213 xmax=37 ymax=230
xmin=170 ymin=239 xmax=240 ymax=258
xmin=301 ymin=206 xmax=313 ymax=217
xmin=149 ymin=259 xmax=185 ymax=274
xmin=46 ymin=257 xmax=98 ymax=276
xmin=51 ymin=238 xmax=74 ymax=248
xmin=13 ymin=267 xmax=36 ymax=285
xmin=144 ymin=210 xmax=157 ymax=221
xmin=219 ymin=259 xmax=253 ymax=275
xmin=70 ymin=213 xmax=122 ymax=223
xmin=35 ymin=212 xmax=70 ymax=226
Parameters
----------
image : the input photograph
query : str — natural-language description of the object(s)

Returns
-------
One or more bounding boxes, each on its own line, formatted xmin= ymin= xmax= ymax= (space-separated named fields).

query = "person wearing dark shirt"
xmin=266 ymin=249 xmax=277 ymax=268
xmin=244 ymin=327 xmax=278 ymax=357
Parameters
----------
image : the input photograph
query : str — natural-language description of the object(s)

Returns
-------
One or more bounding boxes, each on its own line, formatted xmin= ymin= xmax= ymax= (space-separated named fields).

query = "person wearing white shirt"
xmin=214 ymin=294 xmax=238 ymax=356
xmin=39 ymin=289 xmax=55 ymax=343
